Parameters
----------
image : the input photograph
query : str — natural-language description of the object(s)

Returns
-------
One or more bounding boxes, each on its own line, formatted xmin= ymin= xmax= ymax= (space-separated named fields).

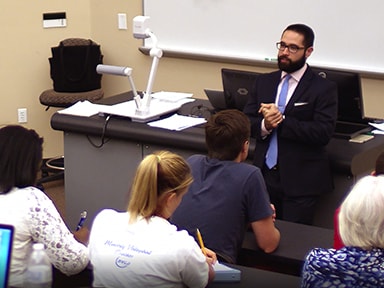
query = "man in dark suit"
xmin=243 ymin=24 xmax=338 ymax=225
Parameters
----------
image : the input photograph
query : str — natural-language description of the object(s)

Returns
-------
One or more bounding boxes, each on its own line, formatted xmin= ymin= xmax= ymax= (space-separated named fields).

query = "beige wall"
xmin=0 ymin=0 xmax=92 ymax=158
xmin=1 ymin=0 xmax=384 ymax=158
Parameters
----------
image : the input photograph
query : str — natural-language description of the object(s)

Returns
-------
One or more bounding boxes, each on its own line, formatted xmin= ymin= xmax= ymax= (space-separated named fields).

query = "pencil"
xmin=196 ymin=228 xmax=207 ymax=256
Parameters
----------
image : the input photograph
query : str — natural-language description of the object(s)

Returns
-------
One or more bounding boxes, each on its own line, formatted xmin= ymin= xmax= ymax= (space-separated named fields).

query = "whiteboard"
xmin=143 ymin=0 xmax=384 ymax=75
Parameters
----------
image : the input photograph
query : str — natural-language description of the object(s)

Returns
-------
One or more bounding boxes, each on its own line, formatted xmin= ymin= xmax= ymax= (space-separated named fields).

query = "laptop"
xmin=333 ymin=121 xmax=370 ymax=139
xmin=204 ymin=89 xmax=226 ymax=111
xmin=0 ymin=224 xmax=14 ymax=288
xmin=221 ymin=68 xmax=261 ymax=111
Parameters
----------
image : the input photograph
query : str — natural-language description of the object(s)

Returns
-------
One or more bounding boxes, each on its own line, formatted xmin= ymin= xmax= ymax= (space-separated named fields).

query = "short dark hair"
xmin=0 ymin=125 xmax=43 ymax=193
xmin=284 ymin=23 xmax=315 ymax=49
xmin=205 ymin=109 xmax=250 ymax=161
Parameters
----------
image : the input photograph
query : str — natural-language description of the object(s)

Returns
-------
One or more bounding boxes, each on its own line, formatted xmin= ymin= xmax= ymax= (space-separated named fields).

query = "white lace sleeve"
xmin=26 ymin=187 xmax=89 ymax=275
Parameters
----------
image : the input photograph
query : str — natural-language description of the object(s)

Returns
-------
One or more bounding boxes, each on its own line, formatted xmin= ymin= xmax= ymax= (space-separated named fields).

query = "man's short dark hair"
xmin=205 ymin=109 xmax=250 ymax=161
xmin=284 ymin=23 xmax=315 ymax=49
xmin=0 ymin=125 xmax=43 ymax=193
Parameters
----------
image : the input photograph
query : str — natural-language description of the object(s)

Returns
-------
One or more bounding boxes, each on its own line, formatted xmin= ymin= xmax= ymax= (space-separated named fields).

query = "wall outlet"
xmin=118 ymin=13 xmax=127 ymax=30
xmin=18 ymin=108 xmax=27 ymax=123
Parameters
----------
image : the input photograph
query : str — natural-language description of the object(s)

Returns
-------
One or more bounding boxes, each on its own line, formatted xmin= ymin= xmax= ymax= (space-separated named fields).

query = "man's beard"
xmin=278 ymin=54 xmax=306 ymax=73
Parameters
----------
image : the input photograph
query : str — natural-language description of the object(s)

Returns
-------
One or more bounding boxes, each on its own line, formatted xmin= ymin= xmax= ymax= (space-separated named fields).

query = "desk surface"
xmin=53 ymin=262 xmax=300 ymax=288
xmin=51 ymin=91 xmax=384 ymax=175
xmin=240 ymin=219 xmax=333 ymax=276
xmin=208 ymin=263 xmax=300 ymax=288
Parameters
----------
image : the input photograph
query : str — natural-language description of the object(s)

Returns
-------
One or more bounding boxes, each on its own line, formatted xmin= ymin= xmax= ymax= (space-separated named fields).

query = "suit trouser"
xmin=262 ymin=164 xmax=318 ymax=225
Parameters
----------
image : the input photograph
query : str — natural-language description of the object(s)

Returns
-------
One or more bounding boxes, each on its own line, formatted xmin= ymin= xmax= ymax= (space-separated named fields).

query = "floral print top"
xmin=0 ymin=186 xmax=89 ymax=287
xmin=301 ymin=246 xmax=384 ymax=288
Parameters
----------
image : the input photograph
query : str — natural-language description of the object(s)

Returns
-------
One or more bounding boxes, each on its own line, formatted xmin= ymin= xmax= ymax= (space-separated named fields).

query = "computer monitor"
xmin=221 ymin=68 xmax=260 ymax=111
xmin=311 ymin=66 xmax=367 ymax=125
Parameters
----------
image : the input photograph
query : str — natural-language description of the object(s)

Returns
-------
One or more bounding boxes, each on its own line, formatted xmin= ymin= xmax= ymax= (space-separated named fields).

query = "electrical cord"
xmin=86 ymin=114 xmax=112 ymax=148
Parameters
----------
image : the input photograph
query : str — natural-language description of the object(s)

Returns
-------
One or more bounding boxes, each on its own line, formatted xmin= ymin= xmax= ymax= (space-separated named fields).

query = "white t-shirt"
xmin=89 ymin=209 xmax=209 ymax=288
xmin=0 ymin=186 xmax=89 ymax=287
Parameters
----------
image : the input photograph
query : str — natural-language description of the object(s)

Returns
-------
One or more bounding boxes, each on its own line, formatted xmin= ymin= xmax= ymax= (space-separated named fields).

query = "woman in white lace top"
xmin=0 ymin=125 xmax=89 ymax=287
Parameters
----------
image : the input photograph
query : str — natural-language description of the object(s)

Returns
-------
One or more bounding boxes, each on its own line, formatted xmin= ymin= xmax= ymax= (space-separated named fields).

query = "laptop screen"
xmin=221 ymin=68 xmax=261 ymax=111
xmin=0 ymin=224 xmax=14 ymax=288
xmin=204 ymin=89 xmax=226 ymax=111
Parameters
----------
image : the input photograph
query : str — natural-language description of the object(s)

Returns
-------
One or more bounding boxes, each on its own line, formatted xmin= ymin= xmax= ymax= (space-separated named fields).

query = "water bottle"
xmin=24 ymin=243 xmax=52 ymax=288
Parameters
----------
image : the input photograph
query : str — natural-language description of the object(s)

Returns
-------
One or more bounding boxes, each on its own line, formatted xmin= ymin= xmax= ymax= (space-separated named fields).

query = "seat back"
xmin=49 ymin=38 xmax=103 ymax=93
xmin=40 ymin=38 xmax=104 ymax=110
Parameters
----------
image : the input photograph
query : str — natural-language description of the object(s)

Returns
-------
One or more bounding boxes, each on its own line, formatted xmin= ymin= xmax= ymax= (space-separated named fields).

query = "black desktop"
xmin=312 ymin=66 xmax=370 ymax=139
xmin=221 ymin=68 xmax=260 ymax=111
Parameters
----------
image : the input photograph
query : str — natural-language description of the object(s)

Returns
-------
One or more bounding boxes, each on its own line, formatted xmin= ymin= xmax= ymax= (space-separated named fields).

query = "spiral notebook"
xmin=0 ymin=224 xmax=14 ymax=288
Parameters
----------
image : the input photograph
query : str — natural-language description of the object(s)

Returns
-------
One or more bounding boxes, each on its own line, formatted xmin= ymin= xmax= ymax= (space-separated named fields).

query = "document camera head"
xmin=133 ymin=15 xmax=151 ymax=39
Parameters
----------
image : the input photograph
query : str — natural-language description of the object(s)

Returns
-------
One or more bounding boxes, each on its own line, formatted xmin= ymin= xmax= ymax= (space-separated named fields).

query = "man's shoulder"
xmin=189 ymin=155 xmax=259 ymax=170
xmin=188 ymin=154 xmax=205 ymax=161
xmin=187 ymin=154 xmax=206 ymax=165
xmin=306 ymin=66 xmax=337 ymax=87
xmin=235 ymin=161 xmax=260 ymax=172
xmin=220 ymin=162 xmax=264 ymax=183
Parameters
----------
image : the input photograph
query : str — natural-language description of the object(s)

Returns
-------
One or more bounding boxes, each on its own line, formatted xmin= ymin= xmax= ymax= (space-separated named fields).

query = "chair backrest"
xmin=49 ymin=38 xmax=103 ymax=93
xmin=60 ymin=38 xmax=96 ymax=46
xmin=40 ymin=38 xmax=104 ymax=110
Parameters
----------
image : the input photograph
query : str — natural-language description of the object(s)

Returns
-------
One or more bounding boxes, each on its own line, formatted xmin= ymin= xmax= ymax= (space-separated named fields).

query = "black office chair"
xmin=37 ymin=38 xmax=104 ymax=187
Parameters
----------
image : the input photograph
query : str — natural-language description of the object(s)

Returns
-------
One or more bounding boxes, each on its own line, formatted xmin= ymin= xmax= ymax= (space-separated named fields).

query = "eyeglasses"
xmin=276 ymin=42 xmax=305 ymax=54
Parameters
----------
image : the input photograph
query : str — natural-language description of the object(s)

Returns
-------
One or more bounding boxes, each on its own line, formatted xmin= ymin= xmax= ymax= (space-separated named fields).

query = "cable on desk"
xmin=86 ymin=114 xmax=112 ymax=148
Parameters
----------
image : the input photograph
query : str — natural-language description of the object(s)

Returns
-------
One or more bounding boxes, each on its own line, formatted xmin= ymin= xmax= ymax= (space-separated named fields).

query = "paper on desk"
xmin=371 ymin=129 xmax=384 ymax=135
xmin=213 ymin=261 xmax=241 ymax=282
xmin=214 ymin=262 xmax=236 ymax=272
xmin=151 ymin=91 xmax=193 ymax=102
xmin=57 ymin=100 xmax=107 ymax=117
xmin=369 ymin=122 xmax=384 ymax=132
xmin=147 ymin=114 xmax=206 ymax=131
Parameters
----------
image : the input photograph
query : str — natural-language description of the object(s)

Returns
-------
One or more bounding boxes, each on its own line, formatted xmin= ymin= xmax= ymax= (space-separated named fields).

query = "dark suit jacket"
xmin=243 ymin=66 xmax=338 ymax=197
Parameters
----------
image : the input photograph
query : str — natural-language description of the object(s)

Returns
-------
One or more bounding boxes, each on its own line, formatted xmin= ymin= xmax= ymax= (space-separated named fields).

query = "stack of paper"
xmin=151 ymin=91 xmax=193 ymax=102
xmin=369 ymin=122 xmax=384 ymax=135
xmin=57 ymin=101 xmax=109 ymax=117
xmin=147 ymin=114 xmax=206 ymax=131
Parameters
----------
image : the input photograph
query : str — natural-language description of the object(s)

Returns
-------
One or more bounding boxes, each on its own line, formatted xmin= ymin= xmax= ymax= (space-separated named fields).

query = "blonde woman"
xmin=89 ymin=150 xmax=216 ymax=288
